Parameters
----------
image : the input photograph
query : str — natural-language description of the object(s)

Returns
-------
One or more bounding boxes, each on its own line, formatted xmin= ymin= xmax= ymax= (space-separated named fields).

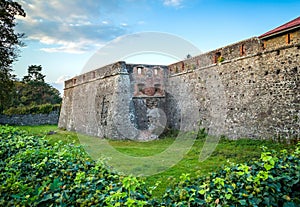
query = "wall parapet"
xmin=169 ymin=38 xmax=300 ymax=77
xmin=168 ymin=37 xmax=262 ymax=75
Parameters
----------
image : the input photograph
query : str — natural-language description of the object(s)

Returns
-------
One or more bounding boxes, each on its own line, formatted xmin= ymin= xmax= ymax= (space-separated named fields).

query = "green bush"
xmin=161 ymin=145 xmax=300 ymax=206
xmin=0 ymin=125 xmax=299 ymax=206
xmin=0 ymin=126 xmax=152 ymax=206
xmin=2 ymin=103 xmax=61 ymax=115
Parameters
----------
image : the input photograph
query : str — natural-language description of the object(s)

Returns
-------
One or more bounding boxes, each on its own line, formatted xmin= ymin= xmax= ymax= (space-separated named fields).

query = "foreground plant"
xmin=0 ymin=125 xmax=299 ymax=206
xmin=0 ymin=125 xmax=151 ymax=206
xmin=161 ymin=144 xmax=300 ymax=206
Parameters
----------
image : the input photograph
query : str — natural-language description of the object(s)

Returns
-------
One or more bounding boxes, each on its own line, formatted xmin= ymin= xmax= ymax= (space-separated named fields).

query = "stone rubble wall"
xmin=59 ymin=72 xmax=123 ymax=138
xmin=168 ymin=37 xmax=300 ymax=140
xmin=59 ymin=29 xmax=300 ymax=141
xmin=0 ymin=111 xmax=59 ymax=126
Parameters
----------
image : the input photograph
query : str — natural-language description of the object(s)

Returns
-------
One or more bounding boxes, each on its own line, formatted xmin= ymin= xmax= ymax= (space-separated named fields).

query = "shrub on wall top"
xmin=2 ymin=103 xmax=61 ymax=116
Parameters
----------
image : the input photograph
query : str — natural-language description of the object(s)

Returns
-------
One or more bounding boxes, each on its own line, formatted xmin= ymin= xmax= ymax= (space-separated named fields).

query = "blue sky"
xmin=13 ymin=0 xmax=300 ymax=91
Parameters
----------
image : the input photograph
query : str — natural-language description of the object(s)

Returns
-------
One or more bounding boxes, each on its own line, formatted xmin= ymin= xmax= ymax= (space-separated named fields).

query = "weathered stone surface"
xmin=0 ymin=111 xmax=59 ymax=126
xmin=59 ymin=28 xmax=300 ymax=141
xmin=59 ymin=63 xmax=168 ymax=141
xmin=168 ymin=35 xmax=300 ymax=140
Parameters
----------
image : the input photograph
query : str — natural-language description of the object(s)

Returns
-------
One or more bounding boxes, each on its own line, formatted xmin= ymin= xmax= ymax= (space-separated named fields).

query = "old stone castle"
xmin=59 ymin=17 xmax=300 ymax=141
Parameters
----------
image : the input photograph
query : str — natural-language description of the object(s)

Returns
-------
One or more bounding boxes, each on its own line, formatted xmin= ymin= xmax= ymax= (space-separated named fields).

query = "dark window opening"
xmin=137 ymin=83 xmax=145 ymax=92
xmin=73 ymin=78 xmax=77 ymax=84
xmin=154 ymin=84 xmax=161 ymax=93
xmin=276 ymin=50 xmax=280 ymax=55
xmin=265 ymin=71 xmax=268 ymax=76
xmin=137 ymin=67 xmax=144 ymax=75
xmin=240 ymin=44 xmax=246 ymax=56
xmin=286 ymin=34 xmax=291 ymax=44
xmin=92 ymin=71 xmax=96 ymax=78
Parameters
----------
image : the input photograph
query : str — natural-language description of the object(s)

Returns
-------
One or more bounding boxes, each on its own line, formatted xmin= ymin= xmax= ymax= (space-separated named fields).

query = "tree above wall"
xmin=10 ymin=65 xmax=62 ymax=107
xmin=0 ymin=0 xmax=26 ymax=111
xmin=23 ymin=65 xmax=46 ymax=83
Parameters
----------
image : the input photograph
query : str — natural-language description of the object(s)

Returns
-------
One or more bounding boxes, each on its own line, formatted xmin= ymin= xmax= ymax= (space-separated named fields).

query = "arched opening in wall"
xmin=83 ymin=75 xmax=86 ymax=81
xmin=181 ymin=62 xmax=185 ymax=72
xmin=154 ymin=84 xmax=162 ymax=95
xmin=73 ymin=78 xmax=77 ymax=85
xmin=137 ymin=66 xmax=144 ymax=75
xmin=261 ymin=42 xmax=266 ymax=50
xmin=240 ymin=44 xmax=246 ymax=56
xmin=286 ymin=33 xmax=291 ymax=44
xmin=214 ymin=52 xmax=221 ymax=63
xmin=137 ymin=83 xmax=145 ymax=93
xmin=154 ymin=68 xmax=160 ymax=76
xmin=92 ymin=71 xmax=96 ymax=79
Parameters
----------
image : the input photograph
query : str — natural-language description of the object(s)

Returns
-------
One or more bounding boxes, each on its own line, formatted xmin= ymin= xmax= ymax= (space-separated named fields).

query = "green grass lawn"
xmin=18 ymin=125 xmax=294 ymax=197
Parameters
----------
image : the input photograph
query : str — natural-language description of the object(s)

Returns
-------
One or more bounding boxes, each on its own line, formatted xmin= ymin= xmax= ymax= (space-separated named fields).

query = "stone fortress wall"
xmin=59 ymin=19 xmax=300 ymax=141
xmin=59 ymin=62 xmax=168 ymax=140
xmin=167 ymin=28 xmax=300 ymax=140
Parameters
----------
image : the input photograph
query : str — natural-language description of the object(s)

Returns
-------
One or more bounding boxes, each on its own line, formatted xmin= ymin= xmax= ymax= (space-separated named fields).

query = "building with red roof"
xmin=260 ymin=16 xmax=300 ymax=39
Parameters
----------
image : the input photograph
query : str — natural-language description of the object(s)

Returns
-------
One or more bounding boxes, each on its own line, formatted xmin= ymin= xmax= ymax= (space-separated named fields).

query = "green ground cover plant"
xmin=19 ymin=125 xmax=296 ymax=197
xmin=0 ymin=125 xmax=152 ymax=206
xmin=2 ymin=125 xmax=299 ymax=206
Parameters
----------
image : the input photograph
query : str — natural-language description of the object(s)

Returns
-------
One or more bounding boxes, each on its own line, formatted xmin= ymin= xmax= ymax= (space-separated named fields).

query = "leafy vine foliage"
xmin=161 ymin=146 xmax=300 ymax=206
xmin=0 ymin=125 xmax=299 ymax=206
xmin=0 ymin=126 xmax=152 ymax=206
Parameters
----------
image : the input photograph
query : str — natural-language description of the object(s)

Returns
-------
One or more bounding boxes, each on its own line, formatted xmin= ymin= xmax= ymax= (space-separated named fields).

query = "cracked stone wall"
xmin=59 ymin=62 xmax=129 ymax=139
xmin=168 ymin=33 xmax=300 ymax=140
xmin=60 ymin=29 xmax=300 ymax=141
xmin=59 ymin=62 xmax=168 ymax=140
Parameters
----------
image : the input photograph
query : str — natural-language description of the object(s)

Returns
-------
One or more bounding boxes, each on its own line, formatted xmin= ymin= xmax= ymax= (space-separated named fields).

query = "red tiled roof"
xmin=259 ymin=16 xmax=300 ymax=39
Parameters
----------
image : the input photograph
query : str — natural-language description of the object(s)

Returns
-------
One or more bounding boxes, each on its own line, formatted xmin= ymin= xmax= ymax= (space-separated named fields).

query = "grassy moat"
xmin=18 ymin=125 xmax=295 ymax=197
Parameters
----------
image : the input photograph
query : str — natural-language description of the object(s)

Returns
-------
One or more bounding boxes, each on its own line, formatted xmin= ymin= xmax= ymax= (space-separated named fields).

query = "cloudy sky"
xmin=13 ymin=0 xmax=300 ymax=91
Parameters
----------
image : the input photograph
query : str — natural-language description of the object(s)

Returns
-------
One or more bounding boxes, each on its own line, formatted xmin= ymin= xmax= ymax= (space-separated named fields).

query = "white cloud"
xmin=163 ymin=0 xmax=183 ymax=7
xmin=55 ymin=75 xmax=71 ymax=84
xmin=16 ymin=0 xmax=129 ymax=53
